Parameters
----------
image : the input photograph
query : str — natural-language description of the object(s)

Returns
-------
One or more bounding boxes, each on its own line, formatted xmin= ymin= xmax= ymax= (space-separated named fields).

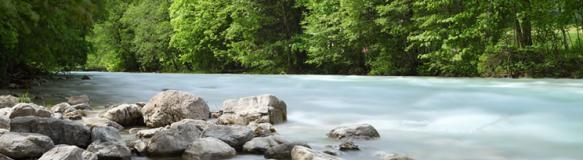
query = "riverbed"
xmin=15 ymin=72 xmax=583 ymax=160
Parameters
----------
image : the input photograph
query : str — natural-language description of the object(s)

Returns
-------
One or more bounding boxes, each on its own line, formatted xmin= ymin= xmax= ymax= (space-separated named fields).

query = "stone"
xmin=63 ymin=110 xmax=85 ymax=120
xmin=82 ymin=117 xmax=124 ymax=130
xmin=339 ymin=141 xmax=360 ymax=151
xmin=142 ymin=90 xmax=210 ymax=127
xmin=145 ymin=119 xmax=205 ymax=155
xmin=265 ymin=142 xmax=311 ymax=159
xmin=0 ymin=95 xmax=18 ymax=109
xmin=182 ymin=137 xmax=236 ymax=160
xmin=203 ymin=124 xmax=254 ymax=150
xmin=243 ymin=135 xmax=290 ymax=154
xmin=218 ymin=95 xmax=287 ymax=125
xmin=248 ymin=122 xmax=277 ymax=137
xmin=137 ymin=127 xmax=165 ymax=139
xmin=291 ymin=146 xmax=342 ymax=160
xmin=81 ymin=75 xmax=91 ymax=80
xmin=87 ymin=141 xmax=132 ymax=160
xmin=101 ymin=104 xmax=143 ymax=126
xmin=0 ymin=153 xmax=13 ymax=160
xmin=91 ymin=126 xmax=122 ymax=143
xmin=71 ymin=103 xmax=92 ymax=110
xmin=68 ymin=95 xmax=90 ymax=105
xmin=374 ymin=152 xmax=414 ymax=160
xmin=0 ymin=132 xmax=54 ymax=159
xmin=9 ymin=103 xmax=52 ymax=119
xmin=38 ymin=145 xmax=98 ymax=160
xmin=51 ymin=102 xmax=74 ymax=113
xmin=0 ymin=117 xmax=7 ymax=129
xmin=10 ymin=116 xmax=92 ymax=148
xmin=327 ymin=124 xmax=380 ymax=140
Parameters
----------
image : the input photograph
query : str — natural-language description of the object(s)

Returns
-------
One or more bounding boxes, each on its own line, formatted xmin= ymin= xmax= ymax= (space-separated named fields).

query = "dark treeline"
xmin=2 ymin=0 xmax=583 ymax=86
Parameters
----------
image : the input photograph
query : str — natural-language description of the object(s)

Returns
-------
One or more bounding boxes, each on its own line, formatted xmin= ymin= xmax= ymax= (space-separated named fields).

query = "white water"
xmin=30 ymin=72 xmax=583 ymax=160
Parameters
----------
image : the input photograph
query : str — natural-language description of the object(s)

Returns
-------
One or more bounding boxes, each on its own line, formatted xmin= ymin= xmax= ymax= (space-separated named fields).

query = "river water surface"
xmin=25 ymin=72 xmax=583 ymax=160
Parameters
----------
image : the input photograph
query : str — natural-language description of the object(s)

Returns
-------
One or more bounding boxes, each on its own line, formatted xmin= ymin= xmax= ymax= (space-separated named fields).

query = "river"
xmin=20 ymin=72 xmax=583 ymax=160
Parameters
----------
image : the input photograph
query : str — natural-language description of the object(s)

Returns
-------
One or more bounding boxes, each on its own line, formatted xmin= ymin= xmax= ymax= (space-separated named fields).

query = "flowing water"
xmin=24 ymin=72 xmax=583 ymax=160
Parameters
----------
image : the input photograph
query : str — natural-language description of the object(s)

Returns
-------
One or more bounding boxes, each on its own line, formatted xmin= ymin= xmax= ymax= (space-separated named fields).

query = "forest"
xmin=2 ymin=0 xmax=583 ymax=86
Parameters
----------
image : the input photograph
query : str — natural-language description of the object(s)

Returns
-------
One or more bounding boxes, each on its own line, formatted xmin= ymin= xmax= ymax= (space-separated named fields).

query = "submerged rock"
xmin=182 ymin=137 xmax=236 ymax=160
xmin=38 ymin=145 xmax=97 ymax=160
xmin=243 ymin=135 xmax=290 ymax=154
xmin=10 ymin=116 xmax=92 ymax=148
xmin=142 ymin=90 xmax=210 ymax=127
xmin=291 ymin=146 xmax=342 ymax=160
xmin=327 ymin=124 xmax=380 ymax=140
xmin=9 ymin=103 xmax=52 ymax=119
xmin=0 ymin=95 xmax=18 ymax=109
xmin=0 ymin=132 xmax=54 ymax=159
xmin=265 ymin=142 xmax=311 ymax=159
xmin=101 ymin=103 xmax=143 ymax=126
xmin=218 ymin=95 xmax=287 ymax=125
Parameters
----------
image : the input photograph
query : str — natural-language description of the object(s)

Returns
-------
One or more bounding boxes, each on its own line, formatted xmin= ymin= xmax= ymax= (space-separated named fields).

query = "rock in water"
xmin=327 ymin=124 xmax=380 ymax=140
xmin=0 ymin=132 xmax=54 ymax=159
xmin=339 ymin=141 xmax=360 ymax=151
xmin=101 ymin=104 xmax=143 ymax=126
xmin=375 ymin=152 xmax=414 ymax=160
xmin=291 ymin=146 xmax=342 ymax=160
xmin=0 ymin=95 xmax=18 ymax=109
xmin=243 ymin=135 xmax=290 ymax=154
xmin=10 ymin=116 xmax=92 ymax=148
xmin=203 ymin=124 xmax=254 ymax=150
xmin=9 ymin=103 xmax=52 ymax=119
xmin=218 ymin=95 xmax=287 ymax=125
xmin=38 ymin=145 xmax=97 ymax=160
xmin=145 ymin=119 xmax=205 ymax=155
xmin=265 ymin=142 xmax=311 ymax=159
xmin=68 ymin=95 xmax=90 ymax=105
xmin=142 ymin=90 xmax=210 ymax=127
xmin=182 ymin=137 xmax=236 ymax=160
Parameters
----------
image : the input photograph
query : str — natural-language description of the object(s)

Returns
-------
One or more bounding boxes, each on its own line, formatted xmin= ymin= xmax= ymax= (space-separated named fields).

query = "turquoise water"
xmin=30 ymin=72 xmax=583 ymax=160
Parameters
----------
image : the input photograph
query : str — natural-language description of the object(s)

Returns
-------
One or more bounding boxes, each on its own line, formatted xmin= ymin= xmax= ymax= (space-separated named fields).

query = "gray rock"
xmin=145 ymin=119 xmax=205 ymax=155
xmin=248 ymin=122 xmax=277 ymax=137
xmin=203 ymin=124 xmax=254 ymax=150
xmin=265 ymin=142 xmax=311 ymax=159
xmin=9 ymin=103 xmax=52 ymax=119
xmin=68 ymin=95 xmax=90 ymax=105
xmin=327 ymin=124 xmax=380 ymax=140
xmin=0 ymin=95 xmax=18 ymax=109
xmin=182 ymin=137 xmax=236 ymax=160
xmin=0 ymin=108 xmax=10 ymax=118
xmin=71 ymin=103 xmax=92 ymax=110
xmin=137 ymin=127 xmax=165 ymax=139
xmin=101 ymin=104 xmax=143 ymax=126
xmin=91 ymin=126 xmax=122 ymax=143
xmin=142 ymin=90 xmax=210 ymax=127
xmin=10 ymin=116 xmax=92 ymax=148
xmin=0 ymin=153 xmax=13 ymax=160
xmin=63 ymin=110 xmax=86 ymax=120
xmin=82 ymin=117 xmax=124 ymax=130
xmin=243 ymin=135 xmax=290 ymax=154
xmin=218 ymin=95 xmax=287 ymax=125
xmin=291 ymin=146 xmax=342 ymax=160
xmin=87 ymin=141 xmax=131 ymax=160
xmin=51 ymin=102 xmax=74 ymax=113
xmin=339 ymin=141 xmax=359 ymax=151
xmin=374 ymin=152 xmax=414 ymax=160
xmin=0 ymin=117 xmax=7 ymax=130
xmin=38 ymin=145 xmax=98 ymax=160
xmin=0 ymin=132 xmax=54 ymax=159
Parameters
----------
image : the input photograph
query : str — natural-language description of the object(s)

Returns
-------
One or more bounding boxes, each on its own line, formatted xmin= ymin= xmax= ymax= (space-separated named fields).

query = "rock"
xmin=243 ymin=135 xmax=290 ymax=154
xmin=9 ymin=103 xmax=52 ymax=119
xmin=10 ymin=116 xmax=92 ymax=148
xmin=81 ymin=75 xmax=91 ymax=80
xmin=142 ymin=90 xmax=210 ymax=127
xmin=0 ymin=132 xmax=54 ymax=159
xmin=339 ymin=141 xmax=359 ymax=151
xmin=64 ymin=110 xmax=86 ymax=120
xmin=248 ymin=122 xmax=277 ymax=137
xmin=145 ymin=119 xmax=205 ymax=155
xmin=0 ymin=95 xmax=18 ymax=109
xmin=91 ymin=126 xmax=122 ymax=143
xmin=182 ymin=137 xmax=236 ymax=160
xmin=101 ymin=104 xmax=143 ymax=126
xmin=265 ymin=142 xmax=311 ymax=159
xmin=0 ymin=117 xmax=7 ymax=129
xmin=71 ymin=103 xmax=92 ymax=110
xmin=38 ymin=145 xmax=97 ymax=160
xmin=374 ymin=152 xmax=414 ymax=160
xmin=327 ymin=124 xmax=380 ymax=140
xmin=203 ymin=124 xmax=254 ymax=150
xmin=0 ymin=153 xmax=13 ymax=160
xmin=0 ymin=108 xmax=10 ymax=118
xmin=218 ymin=95 xmax=287 ymax=125
xmin=87 ymin=141 xmax=131 ymax=160
xmin=51 ymin=102 xmax=74 ymax=113
xmin=291 ymin=146 xmax=342 ymax=160
xmin=68 ymin=95 xmax=90 ymax=105
xmin=137 ymin=127 xmax=165 ymax=139
xmin=82 ymin=117 xmax=124 ymax=130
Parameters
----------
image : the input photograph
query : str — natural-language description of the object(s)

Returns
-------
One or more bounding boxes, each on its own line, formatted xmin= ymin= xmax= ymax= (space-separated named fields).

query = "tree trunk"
xmin=561 ymin=28 xmax=570 ymax=50
xmin=515 ymin=0 xmax=533 ymax=48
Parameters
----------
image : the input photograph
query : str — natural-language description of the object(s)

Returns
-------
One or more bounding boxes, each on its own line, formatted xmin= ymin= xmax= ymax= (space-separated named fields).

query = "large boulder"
xmin=265 ymin=142 xmax=311 ymax=159
xmin=0 ymin=95 xmax=18 ymax=109
xmin=8 ymin=103 xmax=52 ymax=119
xmin=68 ymin=95 xmax=90 ymax=105
xmin=145 ymin=119 xmax=205 ymax=155
xmin=10 ymin=116 xmax=92 ymax=148
xmin=38 ymin=145 xmax=98 ymax=160
xmin=203 ymin=124 xmax=254 ymax=150
xmin=243 ymin=135 xmax=290 ymax=154
xmin=327 ymin=124 xmax=380 ymax=140
xmin=87 ymin=141 xmax=131 ymax=160
xmin=182 ymin=137 xmax=236 ymax=160
xmin=142 ymin=90 xmax=210 ymax=127
xmin=101 ymin=104 xmax=143 ymax=126
xmin=218 ymin=95 xmax=287 ymax=125
xmin=0 ymin=132 xmax=54 ymax=159
xmin=291 ymin=146 xmax=342 ymax=160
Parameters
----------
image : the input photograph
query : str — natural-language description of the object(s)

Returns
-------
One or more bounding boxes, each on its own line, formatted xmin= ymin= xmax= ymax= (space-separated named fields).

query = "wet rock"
xmin=374 ymin=152 xmax=414 ymax=160
xmin=248 ymin=122 xmax=277 ymax=137
xmin=142 ymin=90 xmax=210 ymax=127
xmin=203 ymin=124 xmax=254 ymax=150
xmin=68 ymin=95 xmax=90 ymax=105
xmin=145 ymin=119 xmax=205 ymax=155
xmin=0 ymin=132 xmax=54 ymax=159
xmin=218 ymin=95 xmax=287 ymax=125
xmin=243 ymin=135 xmax=290 ymax=154
xmin=9 ymin=103 xmax=52 ymax=119
xmin=10 ymin=116 xmax=92 ymax=148
xmin=82 ymin=117 xmax=124 ymax=130
xmin=0 ymin=95 xmax=18 ymax=109
xmin=291 ymin=146 xmax=342 ymax=160
xmin=327 ymin=124 xmax=380 ymax=140
xmin=38 ymin=144 xmax=98 ymax=160
xmin=265 ymin=142 xmax=311 ymax=159
xmin=182 ymin=137 xmax=236 ymax=160
xmin=87 ymin=141 xmax=131 ymax=160
xmin=101 ymin=104 xmax=143 ymax=126
xmin=339 ymin=141 xmax=359 ymax=151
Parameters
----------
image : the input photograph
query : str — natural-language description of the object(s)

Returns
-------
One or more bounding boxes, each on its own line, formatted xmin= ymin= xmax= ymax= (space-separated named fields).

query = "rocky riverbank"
xmin=0 ymin=90 xmax=413 ymax=160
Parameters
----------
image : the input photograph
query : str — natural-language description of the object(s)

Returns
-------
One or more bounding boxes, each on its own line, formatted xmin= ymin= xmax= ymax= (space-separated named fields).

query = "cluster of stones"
xmin=0 ymin=91 xmax=413 ymax=160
